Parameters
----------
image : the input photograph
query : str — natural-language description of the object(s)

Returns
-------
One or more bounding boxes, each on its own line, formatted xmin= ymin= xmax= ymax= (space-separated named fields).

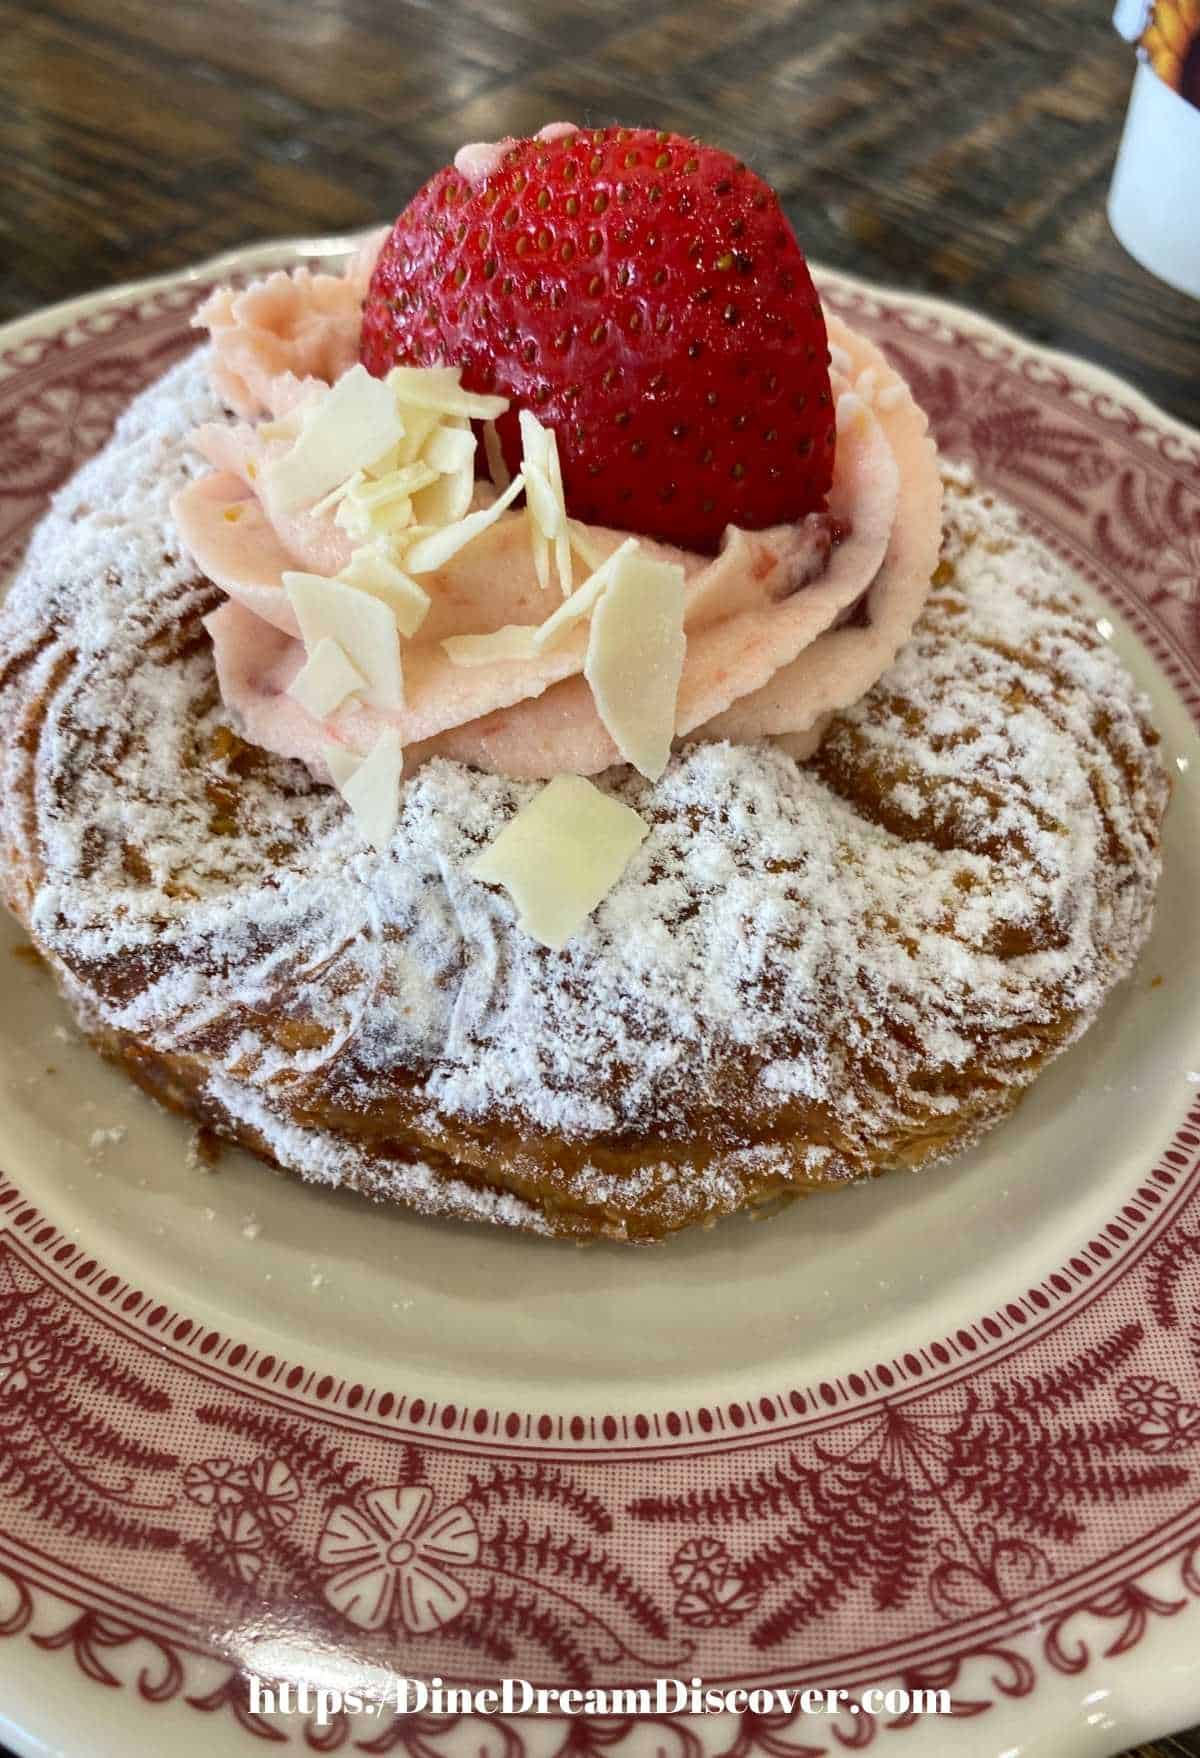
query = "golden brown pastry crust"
xmin=0 ymin=361 xmax=1168 ymax=1241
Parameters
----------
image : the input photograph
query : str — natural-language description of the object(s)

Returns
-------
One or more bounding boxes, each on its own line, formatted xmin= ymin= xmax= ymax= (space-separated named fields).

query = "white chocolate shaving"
xmin=441 ymin=537 xmax=642 ymax=667
xmin=519 ymin=410 xmax=572 ymax=595
xmin=411 ymin=417 xmax=475 ymax=528
xmin=283 ymin=571 xmax=404 ymax=710
xmin=403 ymin=472 xmax=525 ymax=573
xmin=442 ymin=626 xmax=539 ymax=667
xmin=338 ymin=548 xmax=431 ymax=638
xmin=411 ymin=469 xmax=474 ymax=529
xmin=339 ymin=729 xmax=404 ymax=852
xmin=334 ymin=466 xmax=433 ymax=542
xmin=266 ymin=366 xmax=404 ymax=512
xmin=381 ymin=403 xmax=442 ymax=473
xmin=584 ymin=551 xmax=686 ymax=780
xmin=307 ymin=377 xmax=495 ymax=547
xmin=469 ymin=775 xmax=649 ymax=950
xmin=322 ymin=741 xmax=363 ymax=789
xmin=424 ymin=425 xmax=476 ymax=475
xmin=532 ymin=537 xmax=637 ymax=651
xmin=526 ymin=471 xmax=552 ymax=591
xmin=386 ymin=365 xmax=508 ymax=422
xmin=336 ymin=490 xmax=412 ymax=545
xmin=311 ymin=470 xmax=364 ymax=518
xmin=287 ymin=636 xmax=366 ymax=719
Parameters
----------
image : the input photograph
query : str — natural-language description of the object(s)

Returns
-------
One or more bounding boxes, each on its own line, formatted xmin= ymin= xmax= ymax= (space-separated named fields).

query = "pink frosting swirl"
xmin=174 ymin=240 xmax=942 ymax=781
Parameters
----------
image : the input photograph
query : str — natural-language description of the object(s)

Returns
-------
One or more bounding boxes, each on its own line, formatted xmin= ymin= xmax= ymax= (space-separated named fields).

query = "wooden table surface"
xmin=1 ymin=2 xmax=1198 ymax=1755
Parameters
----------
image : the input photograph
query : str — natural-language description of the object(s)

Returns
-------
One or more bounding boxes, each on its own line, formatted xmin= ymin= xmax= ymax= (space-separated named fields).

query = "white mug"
xmin=1108 ymin=2 xmax=1200 ymax=298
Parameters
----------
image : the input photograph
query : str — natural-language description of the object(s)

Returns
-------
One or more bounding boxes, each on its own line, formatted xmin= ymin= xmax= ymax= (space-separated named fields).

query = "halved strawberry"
xmin=360 ymin=125 xmax=835 ymax=554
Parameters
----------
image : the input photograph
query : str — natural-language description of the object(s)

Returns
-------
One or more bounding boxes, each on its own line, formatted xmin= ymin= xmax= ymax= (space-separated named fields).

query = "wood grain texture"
xmin=1 ymin=0 xmax=1197 ymax=432
xmin=0 ymin=3 xmax=1197 ymax=1754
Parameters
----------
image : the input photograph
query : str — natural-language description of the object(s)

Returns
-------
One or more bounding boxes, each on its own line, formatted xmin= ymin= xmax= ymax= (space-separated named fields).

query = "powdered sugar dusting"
xmin=0 ymin=356 xmax=1166 ymax=1237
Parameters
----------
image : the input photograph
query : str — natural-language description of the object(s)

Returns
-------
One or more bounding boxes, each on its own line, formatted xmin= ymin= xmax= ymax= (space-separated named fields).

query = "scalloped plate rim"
xmin=0 ymin=239 xmax=1199 ymax=1758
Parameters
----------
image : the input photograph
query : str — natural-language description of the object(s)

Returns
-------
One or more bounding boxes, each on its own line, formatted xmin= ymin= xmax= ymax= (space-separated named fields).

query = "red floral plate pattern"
xmin=0 ymin=240 xmax=1198 ymax=1758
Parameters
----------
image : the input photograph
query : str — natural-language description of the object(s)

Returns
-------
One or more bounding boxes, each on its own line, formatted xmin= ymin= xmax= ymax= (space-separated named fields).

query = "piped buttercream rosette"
xmin=175 ymin=253 xmax=941 ymax=784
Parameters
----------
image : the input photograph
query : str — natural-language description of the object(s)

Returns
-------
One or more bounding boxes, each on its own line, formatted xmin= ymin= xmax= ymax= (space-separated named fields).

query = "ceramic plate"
xmin=0 ymin=240 xmax=1198 ymax=1758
